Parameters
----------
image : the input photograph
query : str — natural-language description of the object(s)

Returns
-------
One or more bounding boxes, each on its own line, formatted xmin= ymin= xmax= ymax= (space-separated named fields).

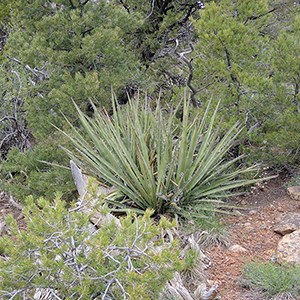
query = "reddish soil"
xmin=207 ymin=177 xmax=300 ymax=300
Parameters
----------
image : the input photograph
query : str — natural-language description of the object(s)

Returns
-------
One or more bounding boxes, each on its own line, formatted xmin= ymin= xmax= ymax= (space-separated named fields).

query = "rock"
xmin=196 ymin=282 xmax=219 ymax=300
xmin=70 ymin=160 xmax=88 ymax=197
xmin=273 ymin=212 xmax=300 ymax=235
xmin=249 ymin=210 xmax=258 ymax=215
xmin=90 ymin=211 xmax=121 ymax=228
xmin=277 ymin=206 xmax=284 ymax=212
xmin=70 ymin=160 xmax=116 ymax=200
xmin=70 ymin=160 xmax=120 ymax=230
xmin=277 ymin=230 xmax=300 ymax=265
xmin=287 ymin=186 xmax=300 ymax=201
xmin=232 ymin=209 xmax=243 ymax=215
xmin=228 ymin=244 xmax=248 ymax=253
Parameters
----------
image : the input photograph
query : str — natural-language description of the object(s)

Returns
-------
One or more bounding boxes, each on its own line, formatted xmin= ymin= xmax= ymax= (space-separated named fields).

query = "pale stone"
xmin=287 ymin=186 xmax=300 ymax=201
xmin=70 ymin=160 xmax=88 ymax=197
xmin=228 ymin=244 xmax=248 ymax=253
xmin=273 ymin=212 xmax=300 ymax=235
xmin=277 ymin=206 xmax=284 ymax=212
xmin=277 ymin=230 xmax=300 ymax=265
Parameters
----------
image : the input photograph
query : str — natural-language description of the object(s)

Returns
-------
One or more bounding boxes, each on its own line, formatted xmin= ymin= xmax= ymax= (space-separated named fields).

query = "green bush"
xmin=0 ymin=142 xmax=75 ymax=202
xmin=0 ymin=0 xmax=146 ymax=201
xmin=0 ymin=195 xmax=182 ymax=299
xmin=190 ymin=1 xmax=300 ymax=168
xmin=243 ymin=260 xmax=300 ymax=298
xmin=62 ymin=96 xmax=263 ymax=218
xmin=247 ymin=109 xmax=300 ymax=169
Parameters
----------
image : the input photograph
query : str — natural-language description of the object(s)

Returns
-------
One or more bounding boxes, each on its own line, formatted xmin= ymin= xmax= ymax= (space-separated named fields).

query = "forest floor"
xmin=1 ymin=176 xmax=299 ymax=299
xmin=207 ymin=176 xmax=300 ymax=300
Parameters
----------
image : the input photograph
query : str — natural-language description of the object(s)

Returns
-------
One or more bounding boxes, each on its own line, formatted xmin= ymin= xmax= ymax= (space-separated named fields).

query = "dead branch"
xmin=175 ymin=41 xmax=215 ymax=107
xmin=244 ymin=8 xmax=277 ymax=25
xmin=119 ymin=0 xmax=131 ymax=14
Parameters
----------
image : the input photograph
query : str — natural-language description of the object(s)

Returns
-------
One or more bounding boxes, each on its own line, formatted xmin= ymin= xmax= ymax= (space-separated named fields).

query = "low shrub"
xmin=0 ymin=135 xmax=76 ymax=202
xmin=0 ymin=195 xmax=182 ymax=299
xmin=243 ymin=260 xmax=300 ymax=298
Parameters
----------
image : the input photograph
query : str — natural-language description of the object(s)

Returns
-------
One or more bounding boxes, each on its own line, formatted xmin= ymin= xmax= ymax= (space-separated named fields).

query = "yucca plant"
xmin=61 ymin=95 xmax=261 ymax=218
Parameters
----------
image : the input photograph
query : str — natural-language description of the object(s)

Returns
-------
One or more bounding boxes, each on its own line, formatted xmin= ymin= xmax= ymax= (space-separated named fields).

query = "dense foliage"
xmin=0 ymin=196 xmax=181 ymax=299
xmin=243 ymin=260 xmax=300 ymax=297
xmin=190 ymin=0 xmax=300 ymax=166
xmin=0 ymin=0 xmax=299 ymax=199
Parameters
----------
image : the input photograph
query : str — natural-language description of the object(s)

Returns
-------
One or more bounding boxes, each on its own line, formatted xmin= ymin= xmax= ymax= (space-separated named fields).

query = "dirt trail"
xmin=207 ymin=177 xmax=300 ymax=300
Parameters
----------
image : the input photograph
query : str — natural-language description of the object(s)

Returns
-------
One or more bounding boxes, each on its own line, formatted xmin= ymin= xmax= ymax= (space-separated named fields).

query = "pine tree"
xmin=259 ymin=12 xmax=300 ymax=165
xmin=1 ymin=0 xmax=144 ymax=199
xmin=185 ymin=0 xmax=300 ymax=166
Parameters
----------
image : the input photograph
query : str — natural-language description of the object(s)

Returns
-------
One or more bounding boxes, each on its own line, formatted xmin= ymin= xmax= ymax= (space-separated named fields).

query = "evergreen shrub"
xmin=0 ymin=195 xmax=182 ymax=299
xmin=243 ymin=260 xmax=300 ymax=298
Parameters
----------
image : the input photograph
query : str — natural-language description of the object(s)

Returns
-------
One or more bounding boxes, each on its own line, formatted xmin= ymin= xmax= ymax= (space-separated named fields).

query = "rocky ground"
xmin=207 ymin=176 xmax=300 ymax=300
xmin=1 ymin=176 xmax=300 ymax=299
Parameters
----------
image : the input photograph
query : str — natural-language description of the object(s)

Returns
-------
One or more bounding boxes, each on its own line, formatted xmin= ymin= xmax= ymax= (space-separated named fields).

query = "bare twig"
xmin=216 ymin=34 xmax=242 ymax=112
xmin=244 ymin=8 xmax=277 ymax=25
xmin=0 ymin=116 xmax=16 ymax=123
xmin=69 ymin=0 xmax=76 ymax=9
xmin=119 ymin=0 xmax=131 ymax=14
xmin=145 ymin=0 xmax=156 ymax=19
xmin=175 ymin=42 xmax=200 ymax=107
xmin=80 ymin=0 xmax=90 ymax=6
